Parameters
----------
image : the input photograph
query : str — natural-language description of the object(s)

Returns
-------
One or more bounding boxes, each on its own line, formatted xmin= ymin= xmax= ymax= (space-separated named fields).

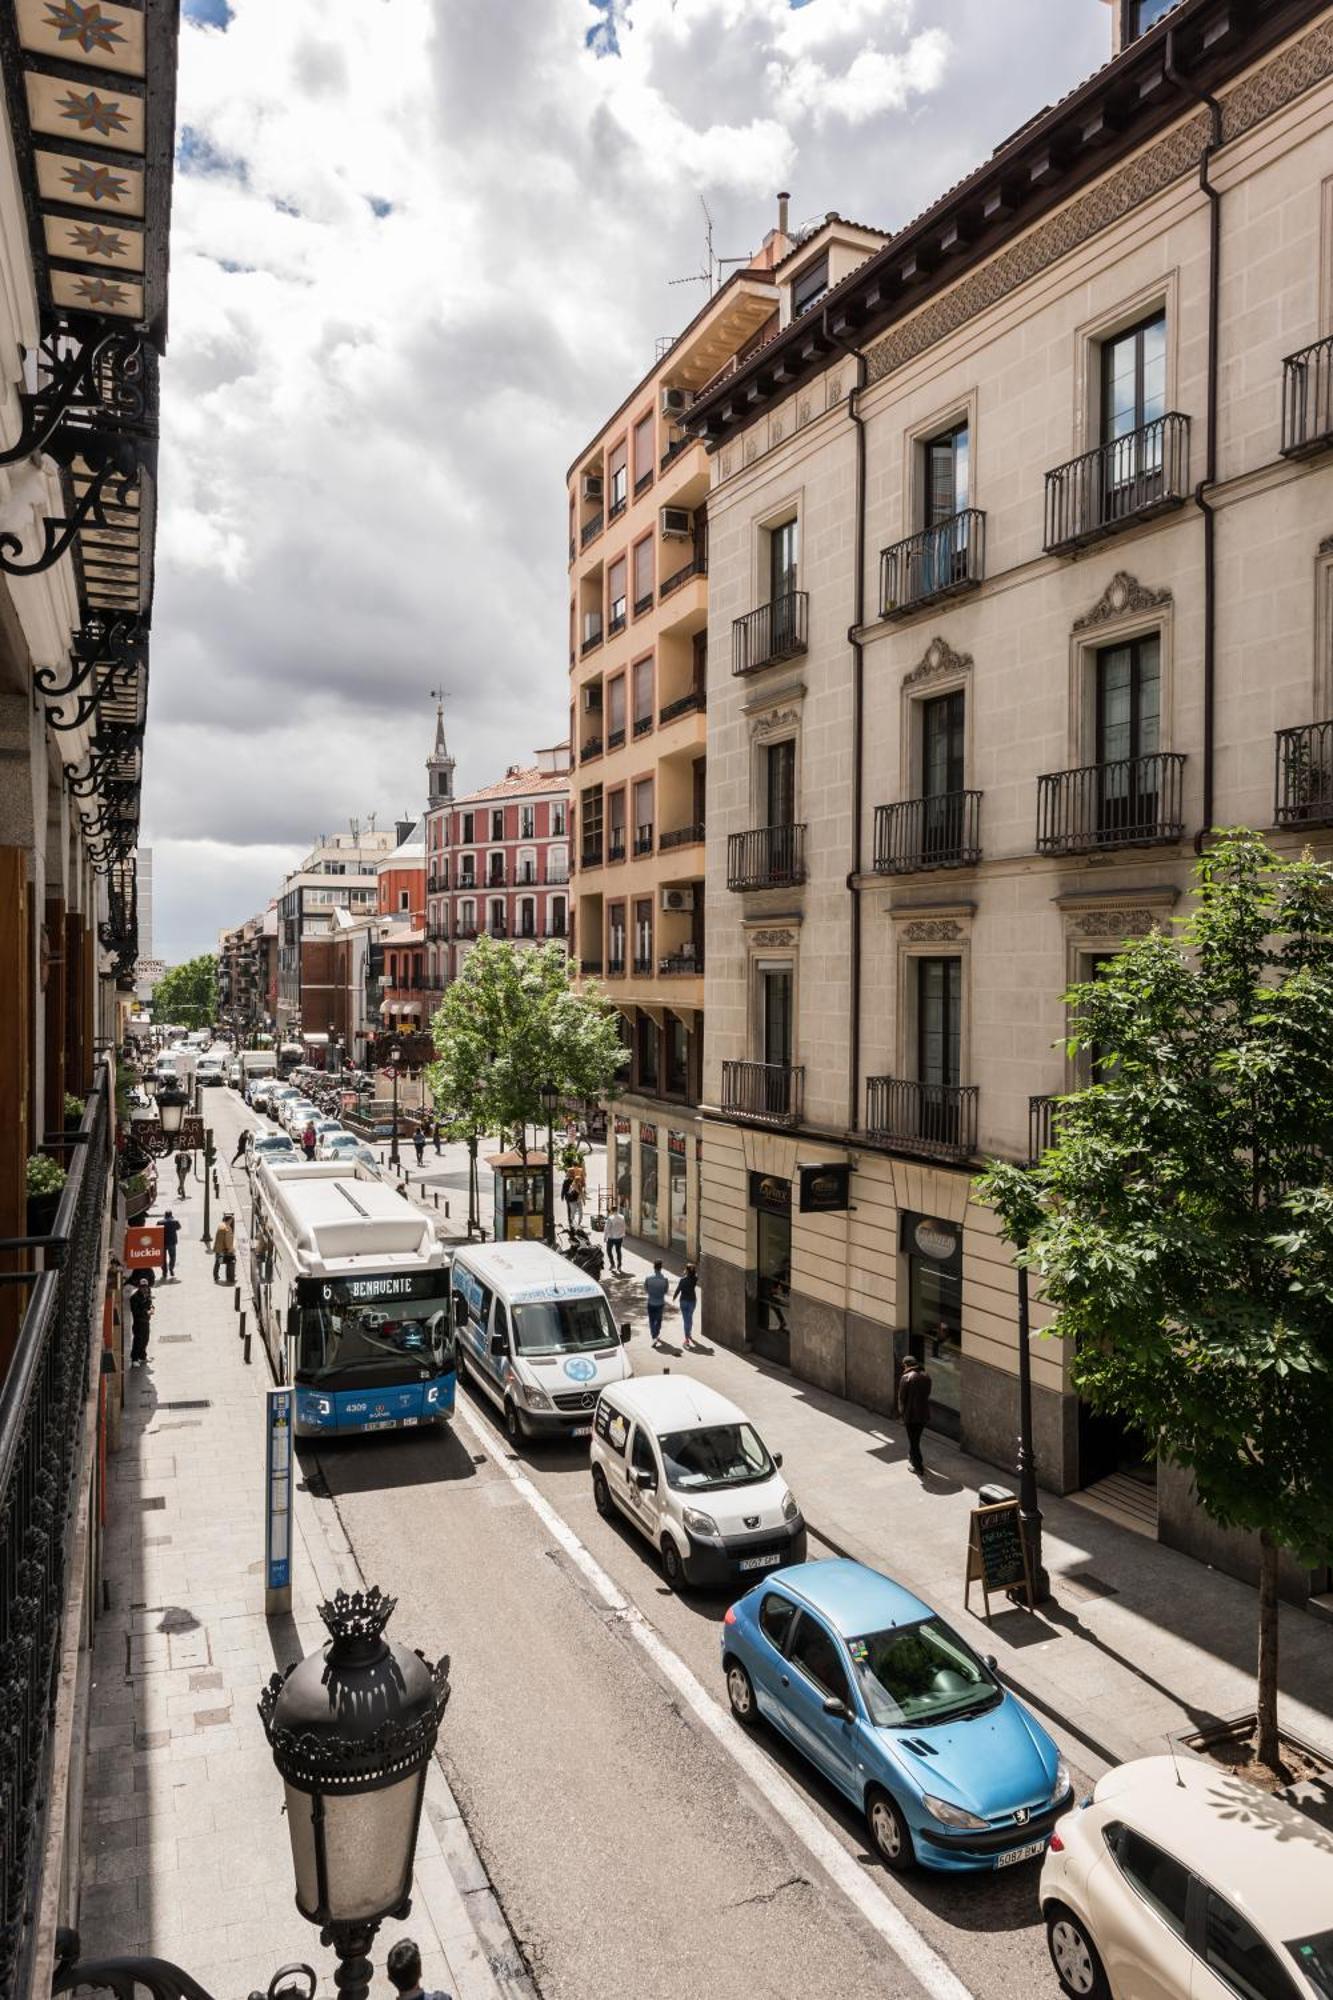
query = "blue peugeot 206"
xmin=721 ymin=1558 xmax=1071 ymax=1873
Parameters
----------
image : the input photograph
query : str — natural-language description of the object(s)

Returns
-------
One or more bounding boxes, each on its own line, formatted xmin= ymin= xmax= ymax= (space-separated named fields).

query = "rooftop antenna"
xmin=665 ymin=196 xmax=750 ymax=299
xmin=366 ymin=810 xmax=377 ymax=833
xmin=1164 ymin=1731 xmax=1187 ymax=1787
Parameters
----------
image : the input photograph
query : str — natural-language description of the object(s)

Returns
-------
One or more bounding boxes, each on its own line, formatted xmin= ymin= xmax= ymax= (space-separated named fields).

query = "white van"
xmin=590 ymin=1376 xmax=807 ymax=1590
xmin=451 ymin=1241 xmax=632 ymax=1447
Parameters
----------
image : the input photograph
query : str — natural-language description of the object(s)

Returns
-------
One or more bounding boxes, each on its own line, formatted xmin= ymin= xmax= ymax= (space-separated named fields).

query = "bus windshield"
xmin=293 ymin=1273 xmax=453 ymax=1386
xmin=512 ymin=1295 xmax=618 ymax=1355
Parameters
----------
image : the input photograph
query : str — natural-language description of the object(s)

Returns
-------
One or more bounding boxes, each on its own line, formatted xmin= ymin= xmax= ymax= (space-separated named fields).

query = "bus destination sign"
xmin=299 ymin=1271 xmax=447 ymax=1307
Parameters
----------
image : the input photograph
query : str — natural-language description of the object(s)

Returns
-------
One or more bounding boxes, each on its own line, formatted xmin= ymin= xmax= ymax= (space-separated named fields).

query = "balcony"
xmin=609 ymin=493 xmax=627 ymax=524
xmin=581 ymin=840 xmax=604 ymax=868
xmin=660 ymin=529 xmax=708 ymax=600
xmin=455 ymin=921 xmax=478 ymax=940
xmin=881 ymin=510 xmax=985 ymax=617
xmin=581 ymin=511 xmax=604 ymax=549
xmin=633 ymin=713 xmax=653 ymax=739
xmin=733 ymin=590 xmax=809 ymax=676
xmin=874 ymin=792 xmax=982 ymax=873
xmin=425 ymin=920 xmax=450 ymax=943
xmin=427 ymin=871 xmax=448 ymax=893
xmin=659 ymin=688 xmax=705 ymax=725
xmin=659 ymin=949 xmax=703 ymax=974
xmin=634 ymin=591 xmax=654 ymax=617
xmin=1275 ymin=719 xmax=1333 ymax=827
xmin=580 ymin=737 xmax=603 ymax=763
xmin=1029 ymin=1093 xmax=1061 ymax=1165
xmin=1044 ymin=414 xmax=1190 ymax=553
xmin=607 ymin=953 xmax=626 ymax=976
xmin=865 ymin=1076 xmax=979 ymax=1163
xmin=660 ymin=821 xmax=705 ymax=851
xmin=727 ymin=822 xmax=806 ymax=891
xmin=546 ymin=865 xmax=570 ymax=885
xmin=608 ymin=611 xmax=627 ymax=638
xmin=634 ymin=467 xmax=654 ymax=499
xmin=607 ymin=726 xmax=626 ymax=751
xmin=1036 ymin=751 xmax=1185 ymax=855
xmin=632 ymin=954 xmax=654 ymax=975
xmin=487 ymin=867 xmax=507 ymax=888
xmin=580 ymin=620 xmax=604 ymax=657
xmin=660 ymin=436 xmax=689 ymax=472
xmin=486 ymin=919 xmax=508 ymax=939
xmin=721 ymin=1058 xmax=804 ymax=1126
xmin=633 ymin=823 xmax=654 ymax=856
xmin=1281 ymin=334 xmax=1333 ymax=458
xmin=607 ymin=828 xmax=626 ymax=862
xmin=580 ymin=957 xmax=604 ymax=975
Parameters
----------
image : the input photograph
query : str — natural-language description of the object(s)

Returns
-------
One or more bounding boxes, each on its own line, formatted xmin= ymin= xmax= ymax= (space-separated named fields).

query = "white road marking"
xmin=455 ymin=1395 xmax=977 ymax=2000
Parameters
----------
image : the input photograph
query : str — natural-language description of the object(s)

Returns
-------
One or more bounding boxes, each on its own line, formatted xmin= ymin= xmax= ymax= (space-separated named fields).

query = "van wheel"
xmin=592 ymin=1466 xmax=612 ymax=1518
xmin=504 ymin=1400 xmax=526 ymax=1446
xmin=866 ymin=1787 xmax=916 ymax=1873
xmin=660 ymin=1536 xmax=684 ymax=1590
xmin=1046 ymin=1907 xmax=1109 ymax=2000
xmin=725 ymin=1658 xmax=757 ymax=1727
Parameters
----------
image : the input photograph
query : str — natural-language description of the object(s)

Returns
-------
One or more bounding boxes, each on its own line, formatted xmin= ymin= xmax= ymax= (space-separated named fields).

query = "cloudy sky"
xmin=146 ymin=0 xmax=1109 ymax=964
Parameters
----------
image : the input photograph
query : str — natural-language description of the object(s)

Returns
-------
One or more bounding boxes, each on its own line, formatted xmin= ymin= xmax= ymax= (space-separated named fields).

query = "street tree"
xmin=149 ymin=953 xmax=218 ymax=1031
xmin=427 ymin=937 xmax=625 ymax=1150
xmin=976 ymin=830 xmax=1333 ymax=1773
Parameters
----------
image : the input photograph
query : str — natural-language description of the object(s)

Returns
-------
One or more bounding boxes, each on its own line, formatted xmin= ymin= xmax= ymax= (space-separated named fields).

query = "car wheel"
xmin=504 ymin=1400 xmax=526 ymax=1446
xmin=725 ymin=1658 xmax=757 ymax=1727
xmin=865 ymin=1788 xmax=916 ymax=1873
xmin=660 ymin=1535 xmax=684 ymax=1589
xmin=592 ymin=1466 xmax=612 ymax=1518
xmin=1046 ymin=1908 xmax=1109 ymax=2000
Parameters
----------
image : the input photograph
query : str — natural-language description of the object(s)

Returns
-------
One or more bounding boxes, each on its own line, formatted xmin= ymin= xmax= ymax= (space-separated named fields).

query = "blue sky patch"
xmin=184 ymin=0 xmax=233 ymax=26
xmin=177 ymin=125 xmax=247 ymax=183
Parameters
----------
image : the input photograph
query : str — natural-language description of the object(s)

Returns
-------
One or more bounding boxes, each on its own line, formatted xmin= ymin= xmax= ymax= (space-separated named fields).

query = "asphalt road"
xmin=210 ymin=1085 xmax=1085 ymax=2000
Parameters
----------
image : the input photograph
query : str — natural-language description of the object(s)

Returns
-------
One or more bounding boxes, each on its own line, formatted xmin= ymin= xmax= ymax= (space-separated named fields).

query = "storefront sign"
xmin=964 ymin=1498 xmax=1034 ymax=1617
xmin=911 ymin=1217 xmax=960 ymax=1265
xmin=798 ymin=1163 xmax=851 ymax=1213
xmin=748 ymin=1171 xmax=791 ymax=1216
xmin=639 ymin=1123 xmax=658 ymax=1147
xmin=124 ymin=1226 xmax=164 ymax=1269
xmin=667 ymin=1129 xmax=687 ymax=1159
xmin=614 ymin=1116 xmax=632 ymax=1137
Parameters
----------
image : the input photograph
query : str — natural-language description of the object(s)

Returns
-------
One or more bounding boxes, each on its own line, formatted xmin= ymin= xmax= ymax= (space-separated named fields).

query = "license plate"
xmin=738 ymin=1552 xmax=783 ymax=1571
xmin=996 ymin=1838 xmax=1047 ymax=1868
xmin=363 ymin=1419 xmax=405 ymax=1432
xmin=571 ymin=1424 xmax=593 ymax=1438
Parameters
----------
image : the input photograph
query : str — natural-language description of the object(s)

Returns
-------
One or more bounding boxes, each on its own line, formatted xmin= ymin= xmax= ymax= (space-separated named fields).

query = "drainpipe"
xmin=823 ymin=309 xmax=869 ymax=1133
xmin=1164 ymin=29 xmax=1223 ymax=851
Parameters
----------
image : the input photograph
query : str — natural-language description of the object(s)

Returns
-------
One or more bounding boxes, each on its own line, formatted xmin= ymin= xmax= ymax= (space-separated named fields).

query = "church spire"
xmin=427 ymin=688 xmax=455 ymax=805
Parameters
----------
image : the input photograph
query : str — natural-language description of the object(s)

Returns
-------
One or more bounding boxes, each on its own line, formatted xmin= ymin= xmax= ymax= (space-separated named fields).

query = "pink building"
xmin=424 ymin=736 xmax=571 ymax=995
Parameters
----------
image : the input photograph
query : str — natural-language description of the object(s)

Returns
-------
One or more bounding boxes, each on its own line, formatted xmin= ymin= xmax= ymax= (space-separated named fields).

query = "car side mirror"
xmin=452 ymin=1295 xmax=468 ymax=1327
xmin=822 ymin=1695 xmax=851 ymax=1721
xmin=773 ymin=1451 xmax=783 ymax=1469
xmin=634 ymin=1467 xmax=656 ymax=1489
xmin=985 ymin=1654 xmax=999 ymax=1674
xmin=489 ymin=1334 xmax=507 ymax=1359
xmin=620 ymin=1321 xmax=631 ymax=1344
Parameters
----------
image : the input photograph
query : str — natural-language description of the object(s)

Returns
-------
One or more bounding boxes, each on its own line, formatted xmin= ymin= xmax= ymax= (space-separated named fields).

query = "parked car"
xmin=721 ymin=1558 xmax=1070 ymax=1874
xmin=1039 ymin=1752 xmax=1333 ymax=2000
xmin=591 ymin=1375 xmax=806 ymax=1589
xmin=281 ymin=1097 xmax=318 ymax=1135
xmin=196 ymin=1061 xmax=224 ymax=1088
xmin=316 ymin=1132 xmax=380 ymax=1169
xmin=247 ymin=1078 xmax=276 ymax=1112
xmin=246 ymin=1132 xmax=296 ymax=1176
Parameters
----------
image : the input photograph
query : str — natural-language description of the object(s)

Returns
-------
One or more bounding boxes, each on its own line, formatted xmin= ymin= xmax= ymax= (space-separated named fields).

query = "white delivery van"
xmin=451 ymin=1240 xmax=632 ymax=1447
xmin=590 ymin=1375 xmax=807 ymax=1591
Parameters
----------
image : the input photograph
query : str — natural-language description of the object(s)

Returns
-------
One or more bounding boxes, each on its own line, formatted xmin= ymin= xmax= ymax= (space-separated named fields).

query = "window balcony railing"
xmin=1029 ymin=1094 xmax=1061 ymax=1165
xmin=660 ymin=529 xmax=708 ymax=600
xmin=727 ymin=822 xmax=806 ymax=891
xmin=487 ymin=919 xmax=508 ymax=938
xmin=632 ymin=954 xmax=654 ymax=975
xmin=659 ymin=688 xmax=706 ymax=725
xmin=455 ymin=921 xmax=478 ymax=940
xmin=660 ymin=436 xmax=689 ymax=471
xmin=874 ymin=791 xmax=982 ymax=873
xmin=426 ymin=920 xmax=450 ymax=943
xmin=865 ymin=1076 xmax=979 ymax=1162
xmin=608 ymin=611 xmax=627 ymax=638
xmin=580 ymin=841 xmax=603 ymax=868
xmin=721 ymin=1058 xmax=803 ymax=1126
xmin=546 ymin=924 xmax=568 ymax=940
xmin=659 ymin=949 xmax=703 ymax=975
xmin=634 ymin=467 xmax=654 ymax=499
xmin=546 ymin=865 xmax=570 ymax=884
xmin=580 ymin=738 xmax=603 ymax=762
xmin=633 ymin=713 xmax=653 ymax=738
xmin=581 ymin=511 xmax=604 ymax=548
xmin=607 ymin=953 xmax=626 ymax=976
xmin=1281 ymin=334 xmax=1333 ymax=458
xmin=733 ymin=589 xmax=809 ymax=676
xmin=1044 ymin=413 xmax=1190 ymax=553
xmin=608 ymin=828 xmax=626 ymax=862
xmin=580 ymin=623 xmax=603 ymax=657
xmin=487 ymin=867 xmax=507 ymax=887
xmin=515 ymin=870 xmax=538 ymax=888
xmin=634 ymin=823 xmax=654 ymax=856
xmin=1036 ymin=751 xmax=1185 ymax=855
xmin=608 ymin=493 xmax=627 ymax=523
xmin=881 ymin=510 xmax=986 ymax=616
xmin=606 ymin=726 xmax=626 ymax=751
xmin=634 ymin=591 xmax=654 ymax=617
xmin=580 ymin=956 xmax=604 ymax=975
xmin=427 ymin=871 xmax=448 ymax=893
xmin=659 ymin=821 xmax=705 ymax=850
xmin=1275 ymin=719 xmax=1333 ymax=826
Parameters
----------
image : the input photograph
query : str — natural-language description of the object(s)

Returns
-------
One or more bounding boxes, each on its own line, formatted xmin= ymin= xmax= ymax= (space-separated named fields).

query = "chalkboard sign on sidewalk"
xmin=964 ymin=1499 xmax=1035 ymax=1617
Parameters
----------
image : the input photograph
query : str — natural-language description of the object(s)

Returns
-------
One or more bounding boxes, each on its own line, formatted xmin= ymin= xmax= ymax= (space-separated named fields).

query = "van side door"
xmin=623 ymin=1423 xmax=662 ymax=1546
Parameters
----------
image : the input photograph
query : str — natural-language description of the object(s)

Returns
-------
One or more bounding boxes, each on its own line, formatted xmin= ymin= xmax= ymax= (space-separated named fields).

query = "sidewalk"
xmin=76 ymin=1157 xmax=530 ymax=2000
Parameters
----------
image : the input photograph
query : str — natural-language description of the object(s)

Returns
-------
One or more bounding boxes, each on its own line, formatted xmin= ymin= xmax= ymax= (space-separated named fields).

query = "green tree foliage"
xmin=426 ymin=938 xmax=625 ymax=1142
xmin=976 ymin=831 xmax=1333 ymax=1771
xmin=150 ymin=954 xmax=218 ymax=1031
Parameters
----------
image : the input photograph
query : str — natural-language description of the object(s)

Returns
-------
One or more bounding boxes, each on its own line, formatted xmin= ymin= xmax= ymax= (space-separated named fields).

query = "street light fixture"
xmin=259 ymin=1588 xmax=450 ymax=2000
xmin=539 ymin=1080 xmax=560 ymax=1247
xmin=156 ymin=1085 xmax=190 ymax=1141
xmin=388 ymin=1043 xmax=403 ymax=1173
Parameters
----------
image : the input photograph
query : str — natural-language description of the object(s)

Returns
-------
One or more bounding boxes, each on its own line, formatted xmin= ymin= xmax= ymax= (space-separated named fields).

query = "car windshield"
xmin=329 ymin=1135 xmax=359 ymax=1148
xmin=294 ymin=1285 xmax=452 ymax=1383
xmin=512 ymin=1295 xmax=618 ymax=1354
xmin=257 ymin=1136 xmax=292 ymax=1152
xmin=848 ymin=1616 xmax=1001 ymax=1728
xmin=1289 ymin=1930 xmax=1333 ymax=1998
xmin=659 ymin=1422 xmax=773 ymax=1491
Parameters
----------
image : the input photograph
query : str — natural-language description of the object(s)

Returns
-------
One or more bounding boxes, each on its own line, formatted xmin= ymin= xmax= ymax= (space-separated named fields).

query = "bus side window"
xmin=491 ymin=1299 xmax=510 ymax=1358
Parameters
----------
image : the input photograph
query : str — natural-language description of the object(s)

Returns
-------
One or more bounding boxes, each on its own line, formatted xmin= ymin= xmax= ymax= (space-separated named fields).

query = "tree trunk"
xmin=1255 ymin=1531 xmax=1281 ymax=1773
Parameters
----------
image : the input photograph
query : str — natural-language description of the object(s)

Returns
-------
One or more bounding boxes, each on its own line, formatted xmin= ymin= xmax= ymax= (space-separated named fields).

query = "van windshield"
xmin=659 ymin=1423 xmax=772 ymax=1491
xmin=512 ymin=1296 xmax=618 ymax=1355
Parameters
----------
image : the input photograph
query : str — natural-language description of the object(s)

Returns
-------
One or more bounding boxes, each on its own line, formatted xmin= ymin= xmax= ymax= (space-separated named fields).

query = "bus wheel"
xmin=504 ymin=1400 xmax=526 ymax=1446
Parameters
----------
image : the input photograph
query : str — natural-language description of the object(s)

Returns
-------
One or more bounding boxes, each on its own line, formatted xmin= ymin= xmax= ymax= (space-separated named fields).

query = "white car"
xmin=246 ymin=1132 xmax=296 ymax=1175
xmin=1039 ymin=1753 xmax=1333 ymax=2000
xmin=317 ymin=1132 xmax=379 ymax=1168
xmin=281 ymin=1098 xmax=318 ymax=1136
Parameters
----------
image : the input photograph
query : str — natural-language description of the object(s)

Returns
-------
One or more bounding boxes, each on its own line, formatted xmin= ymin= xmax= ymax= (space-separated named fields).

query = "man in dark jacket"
xmin=896 ymin=1354 xmax=932 ymax=1476
xmin=129 ymin=1275 xmax=153 ymax=1368
xmin=160 ymin=1209 xmax=180 ymax=1282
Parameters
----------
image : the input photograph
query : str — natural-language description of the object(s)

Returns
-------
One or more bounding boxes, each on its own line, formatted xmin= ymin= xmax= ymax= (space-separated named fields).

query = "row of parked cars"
xmin=241 ymin=1075 xmax=379 ymax=1172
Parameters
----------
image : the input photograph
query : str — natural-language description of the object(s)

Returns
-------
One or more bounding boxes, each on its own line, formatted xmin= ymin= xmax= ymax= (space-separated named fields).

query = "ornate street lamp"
xmin=259 ymin=1588 xmax=450 ymax=2000
xmin=539 ymin=1079 xmax=560 ymax=1247
xmin=388 ymin=1043 xmax=404 ymax=1173
xmin=156 ymin=1085 xmax=190 ymax=1142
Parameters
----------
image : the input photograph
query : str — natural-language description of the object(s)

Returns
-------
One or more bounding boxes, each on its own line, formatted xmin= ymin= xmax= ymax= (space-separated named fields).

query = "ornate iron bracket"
xmin=0 ymin=434 xmax=148 ymax=579
xmin=44 ymin=654 xmax=137 ymax=733
xmin=1 ymin=314 xmax=153 ymax=469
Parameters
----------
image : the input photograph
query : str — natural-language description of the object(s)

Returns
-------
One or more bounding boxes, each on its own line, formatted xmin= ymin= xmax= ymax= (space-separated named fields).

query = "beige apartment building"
xmin=688 ymin=0 xmax=1333 ymax=1596
xmin=567 ymin=238 xmax=815 ymax=1252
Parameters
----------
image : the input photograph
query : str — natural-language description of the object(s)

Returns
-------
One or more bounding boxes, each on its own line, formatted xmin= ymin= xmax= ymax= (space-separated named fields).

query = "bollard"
xmin=433 ymin=1191 xmax=438 ymax=1208
xmin=233 ymin=1285 xmax=241 ymax=1312
xmin=241 ymin=1314 xmax=251 ymax=1364
xmin=445 ymin=1200 xmax=450 ymax=1219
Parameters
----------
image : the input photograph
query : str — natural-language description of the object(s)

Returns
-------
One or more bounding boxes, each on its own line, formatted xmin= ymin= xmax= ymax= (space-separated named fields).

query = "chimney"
xmin=777 ymin=191 xmax=790 ymax=237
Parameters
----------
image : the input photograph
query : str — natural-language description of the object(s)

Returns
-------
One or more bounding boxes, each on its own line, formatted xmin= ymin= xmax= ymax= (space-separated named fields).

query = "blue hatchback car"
xmin=721 ymin=1559 xmax=1071 ymax=1873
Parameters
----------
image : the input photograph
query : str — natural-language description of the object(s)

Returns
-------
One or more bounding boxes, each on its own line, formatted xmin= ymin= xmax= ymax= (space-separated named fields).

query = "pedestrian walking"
xmin=128 ymin=1274 xmax=153 ymax=1368
xmin=675 ymin=1263 xmax=699 ymax=1347
xmin=385 ymin=1938 xmax=452 ymax=2000
xmin=231 ymin=1130 xmax=250 ymax=1167
xmin=212 ymin=1213 xmax=236 ymax=1286
xmin=896 ymin=1353 xmax=932 ymax=1476
xmin=413 ymin=1124 xmax=426 ymax=1168
xmin=561 ymin=1171 xmax=576 ymax=1229
xmin=160 ymin=1208 xmax=180 ymax=1282
xmin=432 ymin=1117 xmax=442 ymax=1156
xmin=301 ymin=1120 xmax=317 ymax=1160
xmin=603 ymin=1202 xmax=626 ymax=1272
xmin=174 ymin=1149 xmax=190 ymax=1199
xmin=644 ymin=1260 xmax=669 ymax=1347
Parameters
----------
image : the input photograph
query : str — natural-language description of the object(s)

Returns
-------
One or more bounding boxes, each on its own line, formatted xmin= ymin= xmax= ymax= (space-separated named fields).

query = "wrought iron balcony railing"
xmin=1274 ymin=719 xmax=1333 ymax=827
xmin=580 ymin=840 xmax=603 ymax=868
xmin=546 ymin=865 xmax=570 ymax=884
xmin=580 ymin=738 xmax=603 ymax=762
xmin=454 ymin=922 xmax=478 ymax=940
xmin=581 ymin=511 xmax=604 ymax=548
xmin=607 ymin=953 xmax=626 ymax=975
xmin=1036 ymin=751 xmax=1185 ymax=855
xmin=580 ymin=623 xmax=603 ymax=656
xmin=1044 ymin=414 xmax=1190 ymax=553
xmin=660 ymin=529 xmax=708 ymax=600
xmin=659 ymin=950 xmax=703 ymax=975
xmin=659 ymin=821 xmax=705 ymax=850
xmin=634 ymin=467 xmax=654 ymax=499
xmin=721 ymin=1059 xmax=803 ymax=1125
xmin=607 ymin=828 xmax=626 ymax=862
xmin=633 ymin=823 xmax=654 ymax=856
xmin=632 ymin=954 xmax=654 ymax=975
xmin=608 ymin=610 xmax=626 ymax=638
xmin=727 ymin=822 xmax=806 ymax=891
xmin=580 ymin=956 xmax=603 ymax=975
xmin=632 ymin=713 xmax=653 ymax=738
xmin=732 ymin=589 xmax=809 ymax=676
xmin=874 ymin=791 xmax=982 ymax=873
xmin=634 ymin=590 xmax=654 ymax=617
xmin=659 ymin=688 xmax=706 ymax=724
xmin=487 ymin=866 xmax=507 ymax=887
xmin=881 ymin=510 xmax=985 ymax=616
xmin=1282 ymin=334 xmax=1333 ymax=458
xmin=1029 ymin=1093 xmax=1061 ymax=1165
xmin=865 ymin=1076 xmax=979 ymax=1162
xmin=607 ymin=725 xmax=626 ymax=750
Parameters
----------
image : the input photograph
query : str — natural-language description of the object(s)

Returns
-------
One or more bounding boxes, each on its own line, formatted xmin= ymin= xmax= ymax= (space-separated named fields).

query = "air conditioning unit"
xmin=583 ymin=683 xmax=603 ymax=712
xmin=660 ymin=385 xmax=689 ymax=419
xmin=661 ymin=887 xmax=695 ymax=913
xmin=580 ymin=472 xmax=604 ymax=502
xmin=660 ymin=506 xmax=692 ymax=540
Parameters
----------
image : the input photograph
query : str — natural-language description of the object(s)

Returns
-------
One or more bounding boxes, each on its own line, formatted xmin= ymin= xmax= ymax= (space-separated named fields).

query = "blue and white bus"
xmin=248 ymin=1159 xmax=455 ymax=1438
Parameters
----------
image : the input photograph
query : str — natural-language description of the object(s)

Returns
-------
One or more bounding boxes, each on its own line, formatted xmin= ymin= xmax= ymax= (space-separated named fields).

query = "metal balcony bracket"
xmin=0 ymin=316 xmax=153 ymax=469
xmin=0 ymin=435 xmax=150 ymax=579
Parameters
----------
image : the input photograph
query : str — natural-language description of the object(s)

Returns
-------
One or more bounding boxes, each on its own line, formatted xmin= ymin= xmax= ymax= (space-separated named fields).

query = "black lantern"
xmin=258 ymin=1589 xmax=449 ymax=2000
xmin=156 ymin=1085 xmax=189 ymax=1139
xmin=142 ymin=1069 xmax=159 ymax=1101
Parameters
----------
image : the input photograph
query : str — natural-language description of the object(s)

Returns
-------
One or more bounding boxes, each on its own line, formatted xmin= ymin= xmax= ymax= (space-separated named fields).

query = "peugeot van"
xmin=451 ymin=1240 xmax=632 ymax=1447
xmin=590 ymin=1375 xmax=806 ymax=1590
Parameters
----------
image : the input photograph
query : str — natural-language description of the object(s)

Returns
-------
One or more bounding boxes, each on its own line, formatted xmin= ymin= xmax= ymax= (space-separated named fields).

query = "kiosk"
xmin=488 ymin=1150 xmax=552 ymax=1243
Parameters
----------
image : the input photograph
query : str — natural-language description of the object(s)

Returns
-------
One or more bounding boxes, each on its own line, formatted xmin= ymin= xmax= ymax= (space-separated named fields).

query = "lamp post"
xmin=195 ymin=1066 xmax=215 ymax=1249
xmin=388 ymin=1043 xmax=403 ymax=1172
xmin=1013 ymin=1246 xmax=1051 ymax=1605
xmin=539 ymin=1080 xmax=559 ymax=1247
xmin=156 ymin=1085 xmax=189 ymax=1147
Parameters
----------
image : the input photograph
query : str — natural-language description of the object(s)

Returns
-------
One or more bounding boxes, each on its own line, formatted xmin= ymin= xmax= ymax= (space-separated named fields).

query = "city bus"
xmin=248 ymin=1158 xmax=455 ymax=1438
